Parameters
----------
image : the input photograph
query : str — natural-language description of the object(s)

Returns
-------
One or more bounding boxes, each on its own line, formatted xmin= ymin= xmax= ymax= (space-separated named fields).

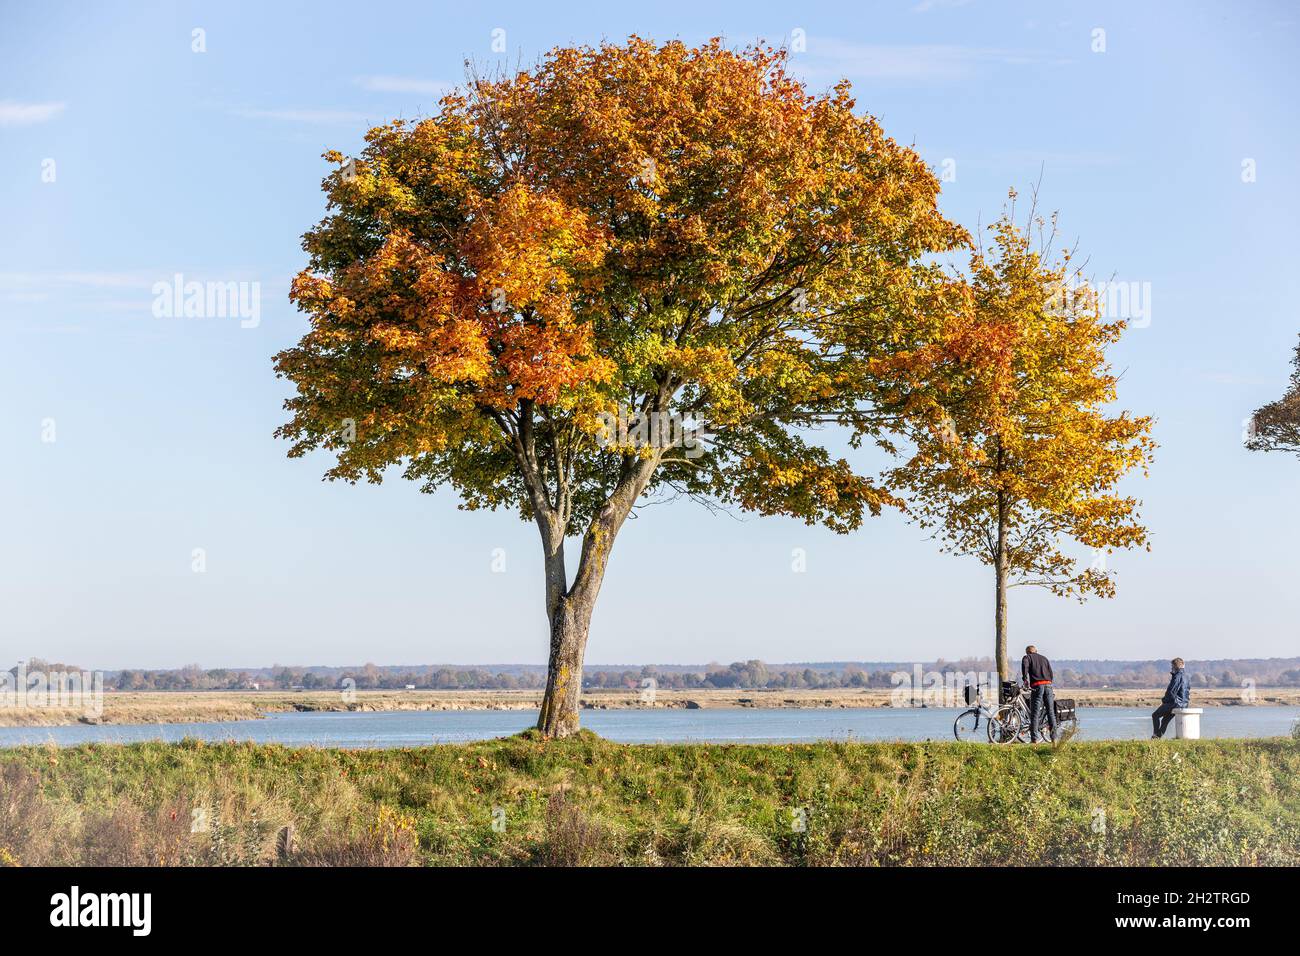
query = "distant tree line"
xmin=16 ymin=656 xmax=1295 ymax=693
xmin=587 ymin=659 xmax=1300 ymax=691
xmin=108 ymin=663 xmax=549 ymax=692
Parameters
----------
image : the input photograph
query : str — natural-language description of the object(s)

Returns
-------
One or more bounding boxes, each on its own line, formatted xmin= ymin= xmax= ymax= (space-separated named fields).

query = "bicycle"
xmin=992 ymin=682 xmax=1079 ymax=744
xmin=953 ymin=682 xmax=1015 ymax=743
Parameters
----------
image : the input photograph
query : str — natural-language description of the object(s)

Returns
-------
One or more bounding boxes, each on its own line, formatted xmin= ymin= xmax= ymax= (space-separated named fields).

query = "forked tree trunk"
xmin=534 ymin=458 xmax=655 ymax=739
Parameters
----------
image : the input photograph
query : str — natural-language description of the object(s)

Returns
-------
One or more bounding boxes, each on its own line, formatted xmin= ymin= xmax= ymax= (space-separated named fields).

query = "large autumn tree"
xmin=883 ymin=206 xmax=1155 ymax=680
xmin=1246 ymin=335 xmax=1300 ymax=457
xmin=274 ymin=37 xmax=966 ymax=736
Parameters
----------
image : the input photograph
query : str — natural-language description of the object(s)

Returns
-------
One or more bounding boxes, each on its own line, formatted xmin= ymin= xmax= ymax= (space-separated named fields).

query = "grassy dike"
xmin=2 ymin=734 xmax=1298 ymax=866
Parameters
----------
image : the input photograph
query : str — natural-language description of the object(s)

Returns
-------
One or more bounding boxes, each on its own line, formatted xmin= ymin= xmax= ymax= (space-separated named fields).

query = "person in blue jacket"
xmin=1151 ymin=658 xmax=1190 ymax=739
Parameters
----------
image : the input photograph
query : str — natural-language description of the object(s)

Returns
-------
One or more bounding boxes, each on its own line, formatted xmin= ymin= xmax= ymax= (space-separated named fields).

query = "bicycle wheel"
xmin=954 ymin=708 xmax=983 ymax=741
xmin=987 ymin=705 xmax=1020 ymax=743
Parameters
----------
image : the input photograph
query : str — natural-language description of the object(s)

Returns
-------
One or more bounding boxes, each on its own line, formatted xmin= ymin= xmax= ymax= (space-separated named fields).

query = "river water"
xmin=1 ymin=706 xmax=1296 ymax=748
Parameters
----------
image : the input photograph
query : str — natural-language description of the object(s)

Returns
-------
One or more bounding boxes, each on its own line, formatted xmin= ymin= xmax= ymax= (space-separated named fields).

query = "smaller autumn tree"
xmin=1246 ymin=335 xmax=1300 ymax=457
xmin=884 ymin=205 xmax=1156 ymax=681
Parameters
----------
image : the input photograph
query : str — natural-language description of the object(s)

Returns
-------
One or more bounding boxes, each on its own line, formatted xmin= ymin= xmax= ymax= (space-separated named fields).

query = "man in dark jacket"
xmin=1151 ymin=658 xmax=1190 ymax=739
xmin=1021 ymin=645 xmax=1057 ymax=743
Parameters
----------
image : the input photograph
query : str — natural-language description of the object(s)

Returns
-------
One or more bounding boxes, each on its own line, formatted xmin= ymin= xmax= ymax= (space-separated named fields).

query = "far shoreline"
xmin=3 ymin=686 xmax=1299 ymax=728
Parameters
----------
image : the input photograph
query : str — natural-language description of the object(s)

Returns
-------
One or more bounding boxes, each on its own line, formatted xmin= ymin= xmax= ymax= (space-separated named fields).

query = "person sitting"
xmin=1151 ymin=658 xmax=1190 ymax=739
xmin=1021 ymin=644 xmax=1057 ymax=744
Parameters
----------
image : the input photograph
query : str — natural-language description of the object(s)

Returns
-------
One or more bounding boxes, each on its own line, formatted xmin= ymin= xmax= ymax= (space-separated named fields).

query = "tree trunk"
xmin=536 ymin=589 xmax=595 ymax=739
xmin=994 ymin=479 xmax=1009 ymax=683
xmin=534 ymin=457 xmax=656 ymax=738
xmin=995 ymin=549 xmax=1009 ymax=683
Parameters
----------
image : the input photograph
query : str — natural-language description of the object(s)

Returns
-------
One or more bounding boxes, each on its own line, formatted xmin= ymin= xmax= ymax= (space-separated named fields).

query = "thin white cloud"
xmin=912 ymin=0 xmax=975 ymax=12
xmin=355 ymin=75 xmax=454 ymax=97
xmin=985 ymin=149 xmax=1123 ymax=170
xmin=1202 ymin=371 xmax=1277 ymax=388
xmin=0 ymin=272 xmax=161 ymax=325
xmin=0 ymin=270 xmax=287 ymax=294
xmin=0 ymin=100 xmax=67 ymax=126
xmin=230 ymin=107 xmax=374 ymax=124
xmin=0 ymin=271 xmax=155 ymax=290
xmin=791 ymin=38 xmax=1067 ymax=83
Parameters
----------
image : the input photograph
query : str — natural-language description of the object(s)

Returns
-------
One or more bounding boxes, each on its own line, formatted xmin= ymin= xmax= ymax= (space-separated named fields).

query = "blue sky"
xmin=2 ymin=0 xmax=1297 ymax=669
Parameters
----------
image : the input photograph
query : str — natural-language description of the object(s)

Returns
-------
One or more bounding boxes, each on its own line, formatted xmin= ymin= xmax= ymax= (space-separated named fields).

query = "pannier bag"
xmin=964 ymin=682 xmax=977 ymax=706
xmin=999 ymin=680 xmax=1021 ymax=704
xmin=1054 ymin=698 xmax=1077 ymax=722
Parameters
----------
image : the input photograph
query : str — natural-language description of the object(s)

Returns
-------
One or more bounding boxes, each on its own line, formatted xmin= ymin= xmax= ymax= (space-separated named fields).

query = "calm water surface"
xmin=1 ymin=706 xmax=1296 ymax=748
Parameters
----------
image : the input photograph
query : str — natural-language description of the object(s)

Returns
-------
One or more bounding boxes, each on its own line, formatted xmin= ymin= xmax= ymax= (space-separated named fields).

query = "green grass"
xmin=2 ymin=734 xmax=1298 ymax=866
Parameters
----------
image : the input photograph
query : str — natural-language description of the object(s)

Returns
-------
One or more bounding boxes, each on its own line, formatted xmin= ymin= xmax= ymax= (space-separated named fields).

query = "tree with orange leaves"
xmin=885 ymin=204 xmax=1156 ymax=681
xmin=274 ymin=37 xmax=966 ymax=736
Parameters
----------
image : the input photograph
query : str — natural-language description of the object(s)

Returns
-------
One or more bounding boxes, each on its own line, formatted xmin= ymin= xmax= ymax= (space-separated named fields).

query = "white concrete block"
xmin=1172 ymin=707 xmax=1203 ymax=740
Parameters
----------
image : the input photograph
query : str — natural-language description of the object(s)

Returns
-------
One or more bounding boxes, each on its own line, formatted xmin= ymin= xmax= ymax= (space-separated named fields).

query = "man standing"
xmin=1151 ymin=658 xmax=1190 ymax=739
xmin=1021 ymin=645 xmax=1057 ymax=744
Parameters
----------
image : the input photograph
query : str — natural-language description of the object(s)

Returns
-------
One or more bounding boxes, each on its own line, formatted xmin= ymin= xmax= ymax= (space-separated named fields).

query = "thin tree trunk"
xmin=993 ymin=439 xmax=1009 ymax=683
xmin=995 ymin=540 xmax=1009 ymax=683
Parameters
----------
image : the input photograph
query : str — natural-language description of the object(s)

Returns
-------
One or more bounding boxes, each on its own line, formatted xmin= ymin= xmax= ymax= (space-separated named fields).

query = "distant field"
xmin=4 ymin=686 xmax=1299 ymax=727
xmin=1 ymin=736 xmax=1297 ymax=866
